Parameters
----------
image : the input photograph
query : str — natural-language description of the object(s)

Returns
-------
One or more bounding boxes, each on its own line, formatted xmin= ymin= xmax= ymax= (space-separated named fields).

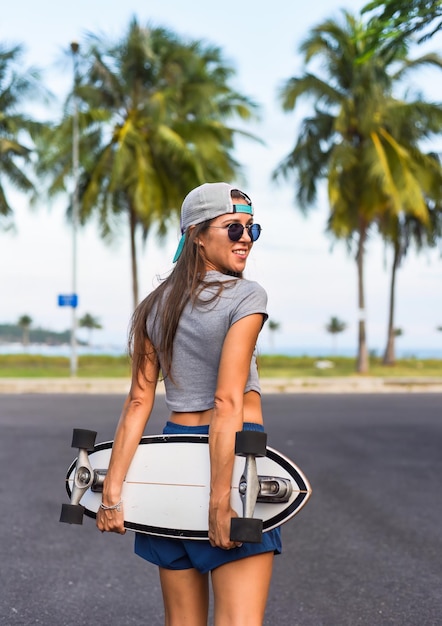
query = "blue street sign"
xmin=58 ymin=294 xmax=78 ymax=308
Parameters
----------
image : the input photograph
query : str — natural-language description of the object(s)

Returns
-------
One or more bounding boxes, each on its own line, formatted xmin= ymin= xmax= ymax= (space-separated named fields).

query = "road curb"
xmin=0 ymin=377 xmax=442 ymax=394
xmin=260 ymin=377 xmax=442 ymax=393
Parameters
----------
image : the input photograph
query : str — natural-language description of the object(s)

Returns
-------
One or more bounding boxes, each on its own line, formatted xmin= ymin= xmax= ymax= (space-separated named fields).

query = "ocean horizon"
xmin=1 ymin=342 xmax=442 ymax=360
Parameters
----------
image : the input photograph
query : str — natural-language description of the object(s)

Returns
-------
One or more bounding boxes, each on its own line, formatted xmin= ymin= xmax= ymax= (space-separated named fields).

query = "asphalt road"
xmin=1 ymin=393 xmax=441 ymax=626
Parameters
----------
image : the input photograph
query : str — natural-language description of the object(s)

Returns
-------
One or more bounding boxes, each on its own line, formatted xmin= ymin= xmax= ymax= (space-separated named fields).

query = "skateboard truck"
xmin=230 ymin=431 xmax=264 ymax=543
xmin=257 ymin=475 xmax=293 ymax=503
xmin=60 ymin=429 xmax=104 ymax=525
xmin=230 ymin=431 xmax=293 ymax=543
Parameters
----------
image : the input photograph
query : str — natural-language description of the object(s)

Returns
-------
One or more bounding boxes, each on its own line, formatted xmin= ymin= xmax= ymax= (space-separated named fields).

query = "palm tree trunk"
xmin=383 ymin=241 xmax=400 ymax=366
xmin=129 ymin=206 xmax=139 ymax=310
xmin=356 ymin=222 xmax=369 ymax=374
xmin=22 ymin=328 xmax=30 ymax=347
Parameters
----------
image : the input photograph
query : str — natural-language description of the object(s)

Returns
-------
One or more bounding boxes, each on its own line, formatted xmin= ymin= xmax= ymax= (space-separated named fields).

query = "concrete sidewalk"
xmin=1 ymin=377 xmax=442 ymax=394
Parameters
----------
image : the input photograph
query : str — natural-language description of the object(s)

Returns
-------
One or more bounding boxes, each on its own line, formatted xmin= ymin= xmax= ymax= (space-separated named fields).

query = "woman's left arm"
xmin=97 ymin=341 xmax=159 ymax=534
xmin=208 ymin=312 xmax=264 ymax=549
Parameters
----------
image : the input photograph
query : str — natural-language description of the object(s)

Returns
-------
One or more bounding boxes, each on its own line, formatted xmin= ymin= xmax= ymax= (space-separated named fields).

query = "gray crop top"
xmin=147 ymin=270 xmax=268 ymax=412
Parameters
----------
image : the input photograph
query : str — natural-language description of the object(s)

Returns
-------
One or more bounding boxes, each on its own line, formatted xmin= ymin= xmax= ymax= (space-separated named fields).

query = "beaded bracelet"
xmin=100 ymin=500 xmax=122 ymax=512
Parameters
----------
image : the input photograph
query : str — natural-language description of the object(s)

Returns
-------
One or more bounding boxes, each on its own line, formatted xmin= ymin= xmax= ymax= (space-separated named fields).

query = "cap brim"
xmin=172 ymin=233 xmax=186 ymax=263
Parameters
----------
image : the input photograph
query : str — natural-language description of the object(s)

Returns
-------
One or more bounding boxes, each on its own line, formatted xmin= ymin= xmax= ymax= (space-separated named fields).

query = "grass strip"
xmin=0 ymin=354 xmax=441 ymax=378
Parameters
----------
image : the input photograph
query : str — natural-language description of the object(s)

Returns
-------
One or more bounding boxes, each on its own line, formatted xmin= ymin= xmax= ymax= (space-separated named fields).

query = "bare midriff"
xmin=169 ymin=390 xmax=263 ymax=427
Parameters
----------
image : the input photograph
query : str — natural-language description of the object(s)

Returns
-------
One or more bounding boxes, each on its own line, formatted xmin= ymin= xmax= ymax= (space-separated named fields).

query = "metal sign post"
xmin=70 ymin=41 xmax=80 ymax=377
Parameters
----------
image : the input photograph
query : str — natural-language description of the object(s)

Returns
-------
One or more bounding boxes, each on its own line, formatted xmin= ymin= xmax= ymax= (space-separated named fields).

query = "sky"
xmin=1 ymin=0 xmax=442 ymax=356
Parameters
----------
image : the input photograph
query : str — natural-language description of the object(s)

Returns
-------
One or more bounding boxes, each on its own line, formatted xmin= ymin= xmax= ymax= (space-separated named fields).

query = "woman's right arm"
xmin=208 ymin=313 xmax=264 ymax=549
xmin=96 ymin=342 xmax=159 ymax=534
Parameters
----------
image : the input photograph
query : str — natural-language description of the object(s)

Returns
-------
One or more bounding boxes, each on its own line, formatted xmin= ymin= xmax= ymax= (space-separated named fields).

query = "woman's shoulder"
xmin=235 ymin=276 xmax=267 ymax=298
xmin=230 ymin=277 xmax=268 ymax=317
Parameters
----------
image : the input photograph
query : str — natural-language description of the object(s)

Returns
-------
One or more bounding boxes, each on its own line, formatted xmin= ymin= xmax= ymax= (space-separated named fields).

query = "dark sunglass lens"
xmin=227 ymin=223 xmax=244 ymax=241
xmin=227 ymin=223 xmax=261 ymax=242
xmin=249 ymin=224 xmax=261 ymax=241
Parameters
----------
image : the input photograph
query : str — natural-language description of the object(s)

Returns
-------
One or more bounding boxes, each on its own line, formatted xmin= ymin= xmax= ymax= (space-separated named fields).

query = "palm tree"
xmin=267 ymin=319 xmax=280 ymax=350
xmin=377 ymin=103 xmax=442 ymax=367
xmin=273 ymin=10 xmax=442 ymax=373
xmin=325 ymin=317 xmax=347 ymax=355
xmin=38 ymin=19 xmax=259 ymax=309
xmin=78 ymin=313 xmax=102 ymax=346
xmin=0 ymin=44 xmax=45 ymax=231
xmin=380 ymin=199 xmax=442 ymax=365
xmin=17 ymin=314 xmax=32 ymax=347
xmin=363 ymin=0 xmax=442 ymax=43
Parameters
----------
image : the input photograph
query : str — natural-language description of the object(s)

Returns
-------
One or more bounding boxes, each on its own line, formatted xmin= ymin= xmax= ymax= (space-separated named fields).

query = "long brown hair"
xmin=128 ymin=189 xmax=250 ymax=382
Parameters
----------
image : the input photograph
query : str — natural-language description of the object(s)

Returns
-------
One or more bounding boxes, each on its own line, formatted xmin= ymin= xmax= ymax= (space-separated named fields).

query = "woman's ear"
xmin=190 ymin=226 xmax=204 ymax=247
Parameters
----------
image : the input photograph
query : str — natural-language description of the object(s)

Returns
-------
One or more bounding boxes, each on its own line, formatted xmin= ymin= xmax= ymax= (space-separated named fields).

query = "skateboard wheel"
xmin=230 ymin=517 xmax=263 ymax=543
xmin=60 ymin=503 xmax=85 ymax=525
xmin=235 ymin=431 xmax=267 ymax=457
xmin=71 ymin=429 xmax=97 ymax=450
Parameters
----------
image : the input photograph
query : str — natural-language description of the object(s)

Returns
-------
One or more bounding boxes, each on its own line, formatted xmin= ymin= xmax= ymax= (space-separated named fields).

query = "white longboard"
xmin=62 ymin=432 xmax=312 ymax=541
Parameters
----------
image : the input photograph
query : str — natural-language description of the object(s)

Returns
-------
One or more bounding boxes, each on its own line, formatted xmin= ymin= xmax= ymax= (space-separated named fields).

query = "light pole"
xmin=70 ymin=41 xmax=80 ymax=377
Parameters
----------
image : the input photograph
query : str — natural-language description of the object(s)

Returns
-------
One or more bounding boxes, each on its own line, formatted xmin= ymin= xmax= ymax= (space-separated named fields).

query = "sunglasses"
xmin=209 ymin=222 xmax=262 ymax=242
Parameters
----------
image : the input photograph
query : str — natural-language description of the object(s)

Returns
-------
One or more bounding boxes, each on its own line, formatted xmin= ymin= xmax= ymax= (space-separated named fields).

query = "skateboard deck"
xmin=61 ymin=430 xmax=312 ymax=542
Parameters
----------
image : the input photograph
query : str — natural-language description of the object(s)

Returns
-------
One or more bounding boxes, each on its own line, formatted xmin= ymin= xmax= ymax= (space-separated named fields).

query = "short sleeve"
xmin=230 ymin=280 xmax=268 ymax=327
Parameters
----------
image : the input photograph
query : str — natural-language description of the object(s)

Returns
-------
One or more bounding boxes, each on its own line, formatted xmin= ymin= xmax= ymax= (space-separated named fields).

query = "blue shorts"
xmin=134 ymin=421 xmax=282 ymax=573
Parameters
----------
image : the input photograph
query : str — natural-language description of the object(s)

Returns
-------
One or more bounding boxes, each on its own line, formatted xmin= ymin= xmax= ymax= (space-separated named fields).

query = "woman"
xmin=97 ymin=182 xmax=281 ymax=625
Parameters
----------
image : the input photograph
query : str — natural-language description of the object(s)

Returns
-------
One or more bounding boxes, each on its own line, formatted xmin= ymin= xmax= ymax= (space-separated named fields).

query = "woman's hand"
xmin=208 ymin=497 xmax=242 ymax=550
xmin=96 ymin=500 xmax=126 ymax=535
